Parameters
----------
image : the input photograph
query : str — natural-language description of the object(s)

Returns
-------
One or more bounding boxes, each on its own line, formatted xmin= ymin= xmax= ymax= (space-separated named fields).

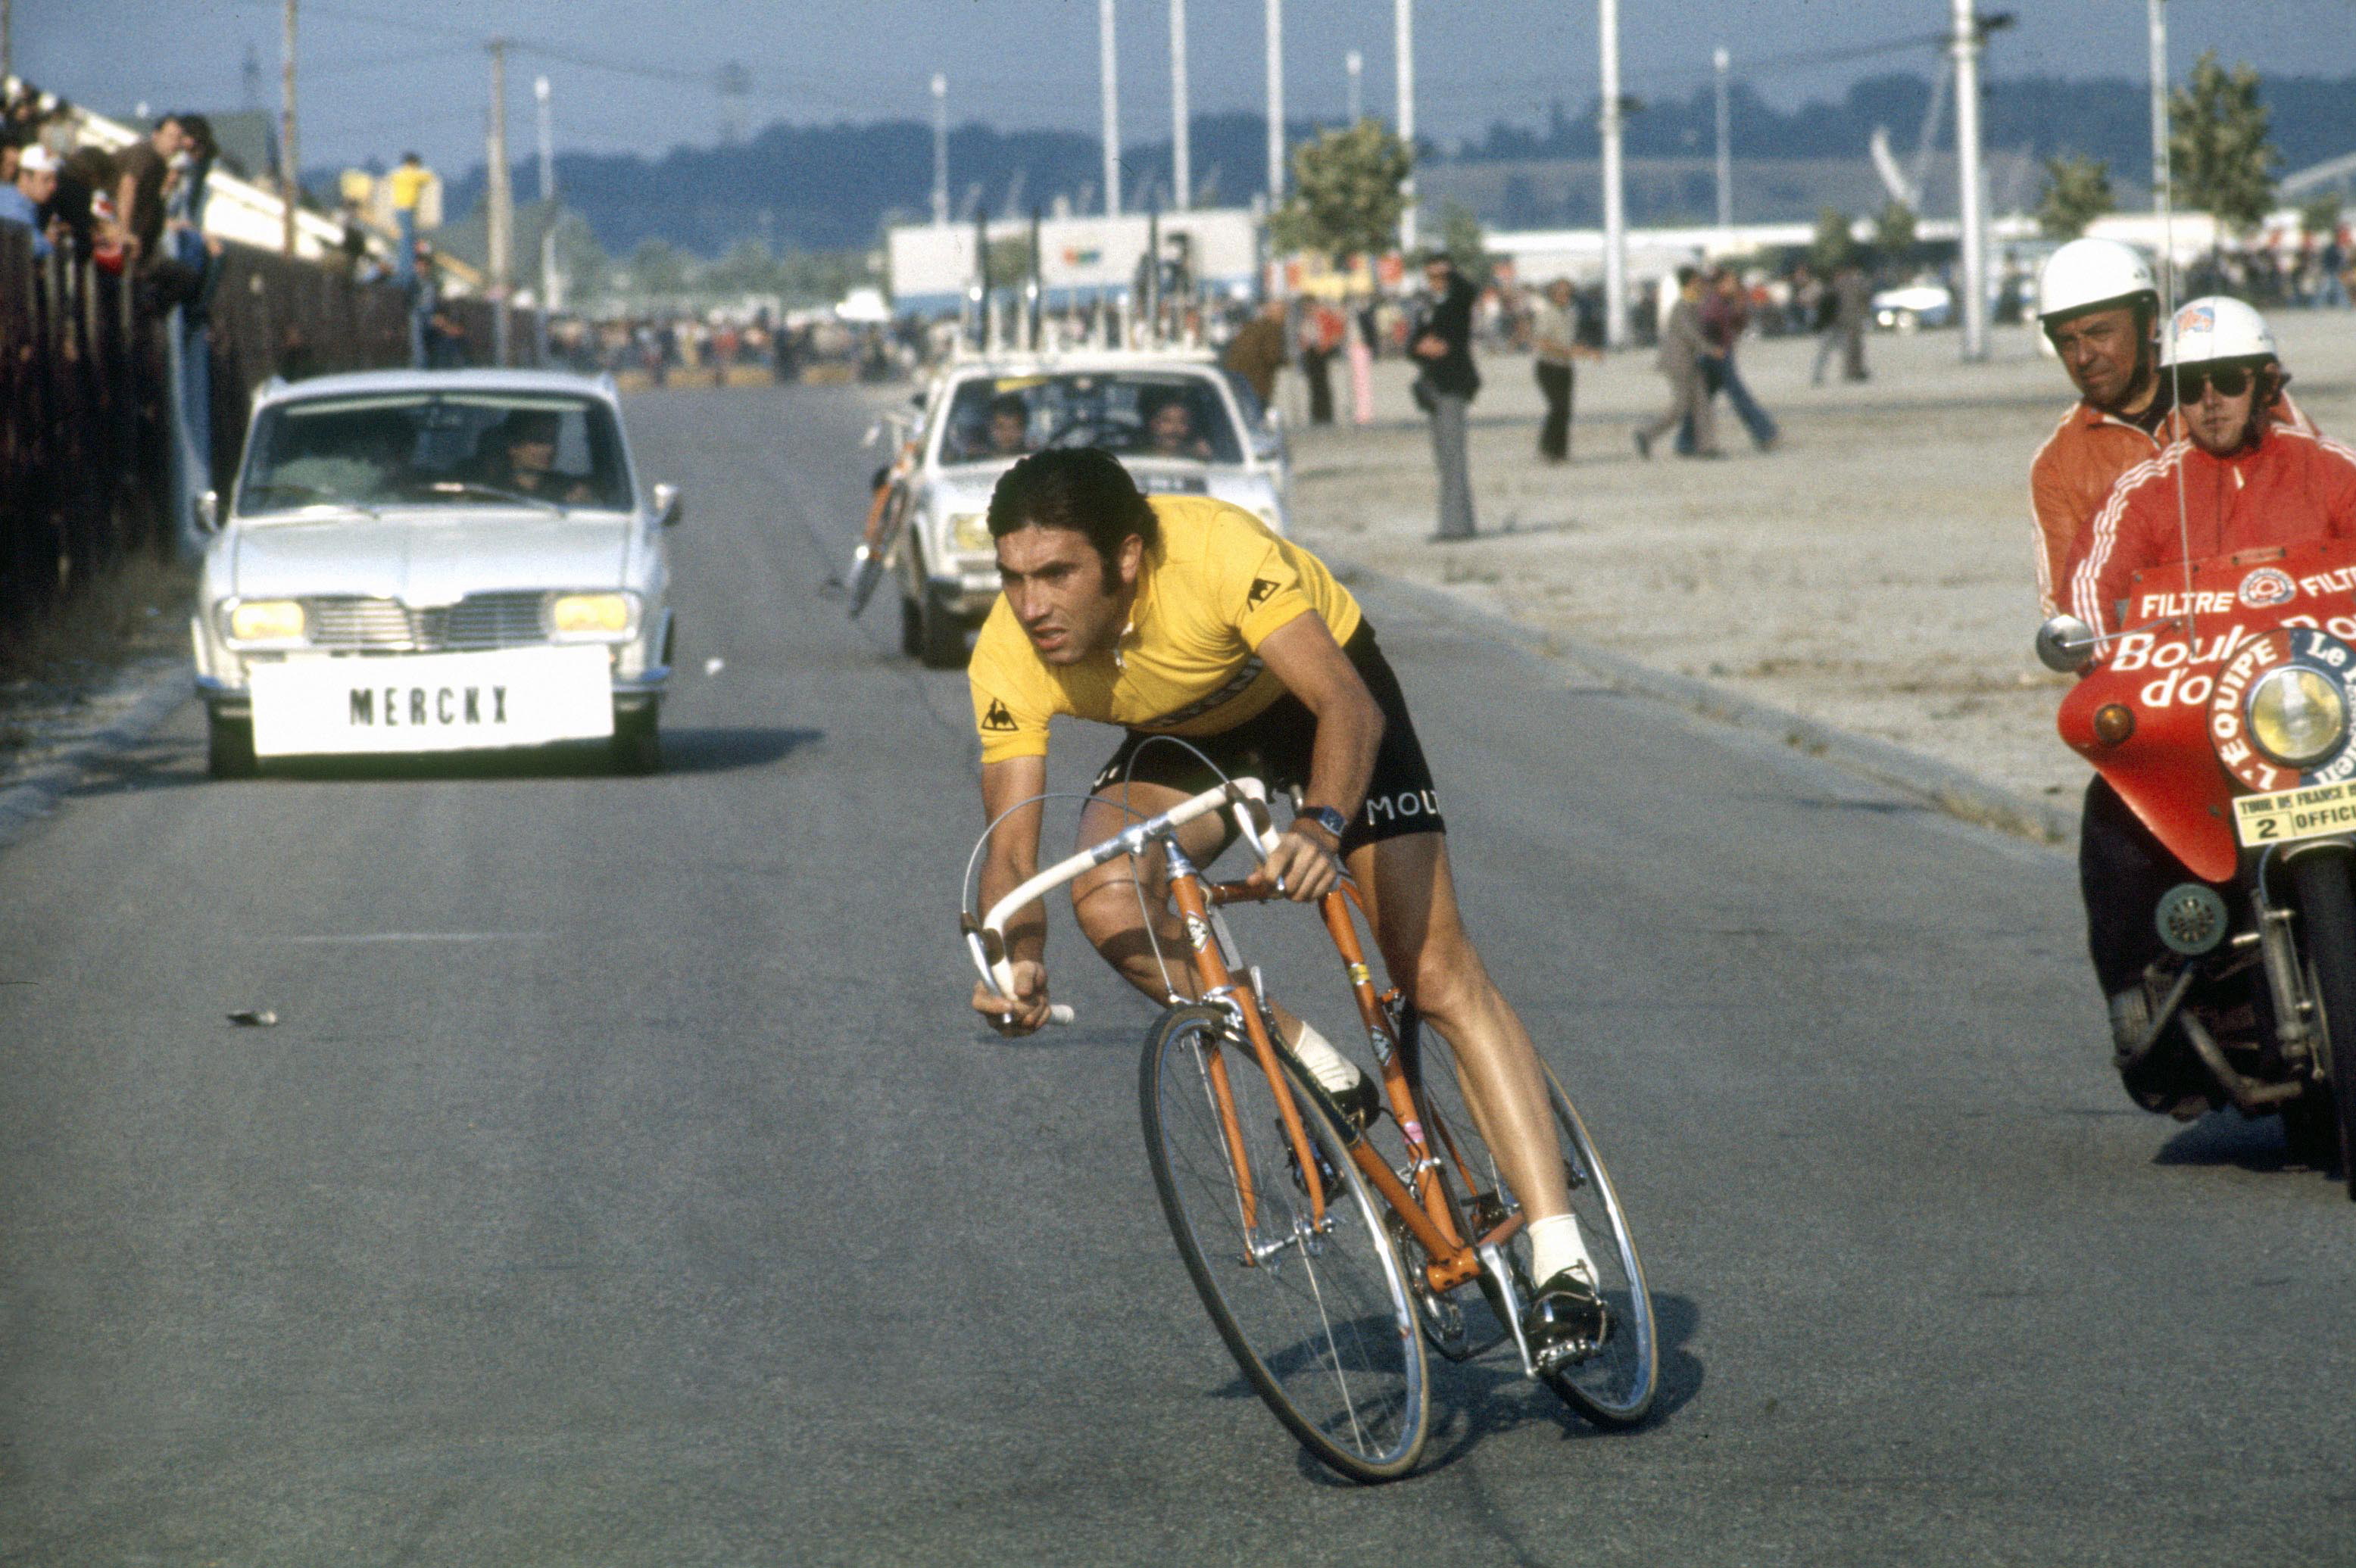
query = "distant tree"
xmin=626 ymin=237 xmax=687 ymax=297
xmin=704 ymin=238 xmax=782 ymax=295
xmin=2300 ymin=192 xmax=2344 ymax=239
xmin=548 ymin=213 xmax=610 ymax=302
xmin=2170 ymin=50 xmax=2279 ymax=235
xmin=1810 ymin=206 xmax=1857 ymax=273
xmin=1268 ymin=120 xmax=1413 ymax=261
xmin=1437 ymin=200 xmax=1490 ymax=284
xmin=1873 ymin=200 xmax=1918 ymax=263
xmin=2036 ymin=154 xmax=2116 ymax=239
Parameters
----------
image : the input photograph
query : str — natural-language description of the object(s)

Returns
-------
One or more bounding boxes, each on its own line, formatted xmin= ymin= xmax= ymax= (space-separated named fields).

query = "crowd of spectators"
xmin=1 ymin=78 xmax=225 ymax=313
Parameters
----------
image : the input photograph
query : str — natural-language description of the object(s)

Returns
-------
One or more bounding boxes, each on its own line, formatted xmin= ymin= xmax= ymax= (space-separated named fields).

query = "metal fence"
xmin=0 ymin=233 xmax=529 ymax=622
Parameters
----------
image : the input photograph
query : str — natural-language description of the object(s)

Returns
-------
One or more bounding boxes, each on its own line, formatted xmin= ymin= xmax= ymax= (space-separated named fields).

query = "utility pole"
xmin=487 ymin=37 xmax=513 ymax=366
xmin=1952 ymin=0 xmax=1987 ymax=361
xmin=3 ymin=2 xmax=13 ymax=89
xmin=931 ymin=73 xmax=950 ymax=225
xmin=1099 ymin=0 xmax=1120 ymax=217
xmin=1264 ymin=0 xmax=1284 ymax=206
xmin=1394 ymin=0 xmax=1415 ymax=254
xmin=535 ymin=73 xmax=557 ymax=356
xmin=2147 ymin=0 xmax=2169 ymax=215
xmin=1346 ymin=48 xmax=1362 ymax=125
xmin=1599 ymin=0 xmax=1627 ymax=348
xmin=1713 ymin=46 xmax=1733 ymax=241
xmin=534 ymin=74 xmax=554 ymax=204
xmin=280 ymin=0 xmax=298 ymax=257
xmin=1170 ymin=0 xmax=1190 ymax=210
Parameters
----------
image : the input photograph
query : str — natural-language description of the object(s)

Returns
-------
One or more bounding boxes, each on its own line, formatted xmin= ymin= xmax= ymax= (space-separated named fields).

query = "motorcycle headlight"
xmin=948 ymin=513 xmax=993 ymax=554
xmin=547 ymin=591 xmax=640 ymax=641
xmin=2248 ymin=666 xmax=2348 ymax=770
xmin=223 ymin=598 xmax=306 ymax=646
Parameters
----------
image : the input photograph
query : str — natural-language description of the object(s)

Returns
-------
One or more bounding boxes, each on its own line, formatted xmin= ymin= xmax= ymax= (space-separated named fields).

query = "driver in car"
xmin=479 ymin=410 xmax=594 ymax=504
xmin=1139 ymin=387 xmax=1214 ymax=461
xmin=2061 ymin=298 xmax=2356 ymax=1114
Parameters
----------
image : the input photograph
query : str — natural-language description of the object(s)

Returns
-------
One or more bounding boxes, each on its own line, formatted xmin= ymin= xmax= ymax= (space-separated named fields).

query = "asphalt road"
xmin=5 ymin=382 xmax=2354 ymax=1566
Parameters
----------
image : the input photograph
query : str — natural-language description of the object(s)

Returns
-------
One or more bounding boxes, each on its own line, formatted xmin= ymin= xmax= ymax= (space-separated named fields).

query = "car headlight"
xmin=2248 ymin=666 xmax=2349 ymax=770
xmin=547 ymin=591 xmax=640 ymax=641
xmin=222 ymin=598 xmax=306 ymax=646
xmin=948 ymin=512 xmax=993 ymax=554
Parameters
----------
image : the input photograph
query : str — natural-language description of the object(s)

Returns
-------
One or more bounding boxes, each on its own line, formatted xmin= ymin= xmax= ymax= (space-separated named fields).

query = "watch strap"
xmin=1306 ymin=806 xmax=1350 ymax=840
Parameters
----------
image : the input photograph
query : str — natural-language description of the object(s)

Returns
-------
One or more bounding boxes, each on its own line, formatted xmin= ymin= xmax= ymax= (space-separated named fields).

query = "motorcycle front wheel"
xmin=2289 ymin=848 xmax=2356 ymax=1201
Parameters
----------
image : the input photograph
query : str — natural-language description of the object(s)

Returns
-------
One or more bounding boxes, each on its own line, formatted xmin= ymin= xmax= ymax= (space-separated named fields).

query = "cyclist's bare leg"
xmin=1346 ymin=830 xmax=1572 ymax=1224
xmin=1069 ymin=781 xmax=1311 ymax=1043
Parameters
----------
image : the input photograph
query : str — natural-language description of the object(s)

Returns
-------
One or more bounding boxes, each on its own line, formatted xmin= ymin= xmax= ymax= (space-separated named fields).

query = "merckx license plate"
xmin=2233 ymin=781 xmax=2356 ymax=848
xmin=248 ymin=646 xmax=613 ymax=757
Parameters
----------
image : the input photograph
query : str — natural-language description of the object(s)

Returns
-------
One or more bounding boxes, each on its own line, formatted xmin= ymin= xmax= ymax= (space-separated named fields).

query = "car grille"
xmin=300 ymin=593 xmax=548 ymax=652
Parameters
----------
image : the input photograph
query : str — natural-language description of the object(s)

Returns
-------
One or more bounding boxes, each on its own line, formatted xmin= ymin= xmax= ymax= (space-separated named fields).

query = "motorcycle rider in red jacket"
xmin=2061 ymin=298 xmax=2356 ymax=1114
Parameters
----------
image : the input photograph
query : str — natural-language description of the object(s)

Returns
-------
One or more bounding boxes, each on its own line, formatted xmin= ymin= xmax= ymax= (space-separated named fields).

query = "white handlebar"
xmin=968 ymin=777 xmax=1275 ymax=1028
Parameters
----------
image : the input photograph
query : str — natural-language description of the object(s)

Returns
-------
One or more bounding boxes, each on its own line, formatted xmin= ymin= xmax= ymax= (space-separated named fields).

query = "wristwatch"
xmin=1302 ymin=806 xmax=1350 ymax=841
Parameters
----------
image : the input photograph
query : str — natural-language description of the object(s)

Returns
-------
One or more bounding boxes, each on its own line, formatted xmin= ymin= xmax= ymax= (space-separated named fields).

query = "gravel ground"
xmin=1283 ymin=313 xmax=2356 ymax=811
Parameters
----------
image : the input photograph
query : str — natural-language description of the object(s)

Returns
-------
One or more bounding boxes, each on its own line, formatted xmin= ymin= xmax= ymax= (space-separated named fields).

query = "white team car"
xmin=884 ymin=349 xmax=1291 ymax=667
xmin=190 ymin=368 xmax=681 ymax=777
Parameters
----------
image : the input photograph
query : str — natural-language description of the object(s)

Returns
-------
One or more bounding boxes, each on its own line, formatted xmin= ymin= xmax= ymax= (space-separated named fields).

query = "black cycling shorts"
xmin=1090 ymin=622 xmax=1446 ymax=856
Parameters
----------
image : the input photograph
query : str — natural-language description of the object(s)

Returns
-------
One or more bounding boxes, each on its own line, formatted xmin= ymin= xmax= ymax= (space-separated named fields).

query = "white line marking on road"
xmin=273 ymin=932 xmax=552 ymax=945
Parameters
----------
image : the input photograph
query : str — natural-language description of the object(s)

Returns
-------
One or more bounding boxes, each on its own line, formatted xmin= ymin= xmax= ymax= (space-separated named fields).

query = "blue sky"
xmin=24 ymin=0 xmax=2355 ymax=173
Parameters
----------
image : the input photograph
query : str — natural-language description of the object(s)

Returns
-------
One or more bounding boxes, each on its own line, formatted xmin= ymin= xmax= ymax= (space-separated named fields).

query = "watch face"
xmin=1312 ymin=806 xmax=1350 ymax=837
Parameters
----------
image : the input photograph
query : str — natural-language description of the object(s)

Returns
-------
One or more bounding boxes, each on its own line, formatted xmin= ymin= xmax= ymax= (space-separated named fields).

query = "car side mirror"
xmin=195 ymin=489 xmax=220 ymax=533
xmin=653 ymin=482 xmax=683 ymax=528
xmin=2035 ymin=613 xmax=2098 ymax=674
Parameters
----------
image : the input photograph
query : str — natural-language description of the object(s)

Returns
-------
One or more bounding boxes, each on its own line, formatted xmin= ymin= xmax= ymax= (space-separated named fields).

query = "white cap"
xmin=2036 ymin=237 xmax=2158 ymax=322
xmin=16 ymin=143 xmax=58 ymax=175
xmin=2164 ymin=295 xmax=2276 ymax=367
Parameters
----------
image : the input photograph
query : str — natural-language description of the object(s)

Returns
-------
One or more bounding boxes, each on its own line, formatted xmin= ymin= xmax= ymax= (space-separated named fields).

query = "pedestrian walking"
xmin=1682 ymin=267 xmax=1777 ymax=451
xmin=1300 ymin=297 xmax=1345 ymax=426
xmin=1530 ymin=276 xmax=1597 ymax=463
xmin=1348 ymin=295 xmax=1378 ymax=426
xmin=1634 ymin=267 xmax=1720 ymax=460
xmin=1409 ymin=254 xmax=1481 ymax=541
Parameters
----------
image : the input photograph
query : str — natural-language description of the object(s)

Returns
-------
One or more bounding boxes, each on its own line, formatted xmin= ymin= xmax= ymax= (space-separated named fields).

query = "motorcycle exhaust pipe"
xmin=2175 ymin=1007 xmax=2305 ymax=1115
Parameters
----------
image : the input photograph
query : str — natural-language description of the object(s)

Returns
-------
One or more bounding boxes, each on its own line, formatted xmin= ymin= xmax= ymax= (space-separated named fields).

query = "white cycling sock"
xmin=1285 ymin=1020 xmax=1364 ymax=1096
xmin=1527 ymin=1213 xmax=1596 ymax=1286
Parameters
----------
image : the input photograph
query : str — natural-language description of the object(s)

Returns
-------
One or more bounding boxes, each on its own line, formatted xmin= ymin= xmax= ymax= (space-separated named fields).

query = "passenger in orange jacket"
xmin=2028 ymin=239 xmax=2315 ymax=616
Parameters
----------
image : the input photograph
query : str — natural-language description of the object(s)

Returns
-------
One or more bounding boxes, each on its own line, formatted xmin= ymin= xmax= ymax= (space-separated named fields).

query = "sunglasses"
xmin=2177 ymin=363 xmax=2256 ymax=401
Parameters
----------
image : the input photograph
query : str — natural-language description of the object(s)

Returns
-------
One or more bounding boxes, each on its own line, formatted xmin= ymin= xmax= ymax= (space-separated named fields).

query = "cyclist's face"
xmin=995 ymin=523 xmax=1141 ymax=665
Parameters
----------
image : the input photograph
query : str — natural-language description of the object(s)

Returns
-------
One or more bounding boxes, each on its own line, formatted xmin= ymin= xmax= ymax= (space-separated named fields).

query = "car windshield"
xmin=237 ymin=391 xmax=632 ymax=516
xmin=938 ymin=371 xmax=1243 ymax=467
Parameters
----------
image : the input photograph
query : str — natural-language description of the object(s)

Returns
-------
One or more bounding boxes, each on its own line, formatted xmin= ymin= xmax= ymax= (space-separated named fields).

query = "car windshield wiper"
xmin=242 ymin=482 xmax=381 ymax=517
xmin=415 ymin=479 xmax=568 ymax=515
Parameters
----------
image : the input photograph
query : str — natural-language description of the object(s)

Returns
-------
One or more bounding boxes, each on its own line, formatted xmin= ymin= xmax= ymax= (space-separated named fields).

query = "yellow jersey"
xmin=388 ymin=164 xmax=432 ymax=212
xmin=968 ymin=496 xmax=1362 ymax=765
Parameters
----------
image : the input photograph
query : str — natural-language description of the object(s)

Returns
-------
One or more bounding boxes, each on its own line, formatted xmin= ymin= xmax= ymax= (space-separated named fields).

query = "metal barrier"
xmin=0 ymin=233 xmax=537 ymax=618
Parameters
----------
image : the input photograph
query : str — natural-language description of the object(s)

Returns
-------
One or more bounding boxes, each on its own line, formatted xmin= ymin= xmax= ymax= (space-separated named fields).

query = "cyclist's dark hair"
xmin=986 ymin=447 xmax=1159 ymax=573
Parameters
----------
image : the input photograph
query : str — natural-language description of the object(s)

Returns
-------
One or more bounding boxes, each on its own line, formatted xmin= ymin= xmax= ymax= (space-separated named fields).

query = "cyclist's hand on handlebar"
xmin=973 ymin=959 xmax=1053 ymax=1035
xmin=1249 ymin=828 xmax=1343 ymax=903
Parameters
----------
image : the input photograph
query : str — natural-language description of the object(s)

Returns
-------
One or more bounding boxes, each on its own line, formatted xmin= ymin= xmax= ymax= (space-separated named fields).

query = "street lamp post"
xmin=2147 ymin=0 xmax=2169 ymax=216
xmin=1394 ymin=0 xmax=1415 ymax=254
xmin=931 ymin=73 xmax=949 ymax=225
xmin=1599 ymin=0 xmax=1627 ymax=348
xmin=1713 ymin=45 xmax=1733 ymax=242
xmin=1264 ymin=0 xmax=1284 ymax=206
xmin=487 ymin=37 xmax=513 ymax=366
xmin=1171 ymin=0 xmax=1190 ymax=210
xmin=1952 ymin=0 xmax=1988 ymax=361
xmin=1346 ymin=48 xmax=1362 ymax=125
xmin=1099 ymin=0 xmax=1120 ymax=217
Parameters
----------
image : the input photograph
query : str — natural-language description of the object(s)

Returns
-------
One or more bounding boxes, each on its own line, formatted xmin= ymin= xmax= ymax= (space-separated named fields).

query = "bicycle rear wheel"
xmin=1409 ymin=1025 xmax=1659 ymax=1426
xmin=1141 ymin=1003 xmax=1430 ymax=1482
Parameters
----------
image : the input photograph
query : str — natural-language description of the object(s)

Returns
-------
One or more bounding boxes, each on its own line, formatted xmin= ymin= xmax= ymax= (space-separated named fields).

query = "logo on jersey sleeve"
xmin=981 ymin=698 xmax=1019 ymax=732
xmin=1246 ymin=577 xmax=1281 ymax=609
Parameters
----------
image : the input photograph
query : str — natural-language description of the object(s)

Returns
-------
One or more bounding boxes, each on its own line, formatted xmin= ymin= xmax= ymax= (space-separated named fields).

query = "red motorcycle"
xmin=2044 ymin=537 xmax=2356 ymax=1194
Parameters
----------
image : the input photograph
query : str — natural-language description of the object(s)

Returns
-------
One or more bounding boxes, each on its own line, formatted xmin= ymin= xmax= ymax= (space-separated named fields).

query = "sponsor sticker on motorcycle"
xmin=2238 ymin=566 xmax=2298 ymax=609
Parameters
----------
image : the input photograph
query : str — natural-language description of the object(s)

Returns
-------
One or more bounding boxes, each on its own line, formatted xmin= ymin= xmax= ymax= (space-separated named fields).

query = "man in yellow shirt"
xmin=388 ymin=151 xmax=432 ymax=284
xmin=967 ymin=447 xmax=1603 ymax=1353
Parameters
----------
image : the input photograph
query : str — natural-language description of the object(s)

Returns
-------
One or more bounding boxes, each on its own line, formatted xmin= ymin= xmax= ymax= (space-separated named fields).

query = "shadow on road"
xmin=189 ymin=725 xmax=826 ymax=784
xmin=2152 ymin=1109 xmax=2335 ymax=1183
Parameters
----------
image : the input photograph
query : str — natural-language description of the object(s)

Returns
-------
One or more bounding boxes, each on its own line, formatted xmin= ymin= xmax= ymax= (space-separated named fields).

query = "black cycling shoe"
xmin=1524 ymin=1266 xmax=1609 ymax=1369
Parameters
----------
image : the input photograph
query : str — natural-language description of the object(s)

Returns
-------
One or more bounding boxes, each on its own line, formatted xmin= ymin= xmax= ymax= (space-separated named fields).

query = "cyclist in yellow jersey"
xmin=967 ymin=448 xmax=1604 ymax=1351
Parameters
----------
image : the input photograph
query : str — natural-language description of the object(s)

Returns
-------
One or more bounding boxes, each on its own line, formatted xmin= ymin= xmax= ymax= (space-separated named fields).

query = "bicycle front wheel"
xmin=1141 ymin=1004 xmax=1430 ymax=1482
xmin=1411 ymin=1027 xmax=1659 ymax=1426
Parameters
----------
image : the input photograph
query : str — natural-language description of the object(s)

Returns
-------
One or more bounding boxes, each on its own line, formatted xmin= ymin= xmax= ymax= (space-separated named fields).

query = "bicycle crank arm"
xmin=1478 ymin=1242 xmax=1540 ymax=1381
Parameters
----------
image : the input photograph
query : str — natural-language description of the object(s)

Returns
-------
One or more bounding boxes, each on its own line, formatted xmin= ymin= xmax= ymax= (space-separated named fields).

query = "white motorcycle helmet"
xmin=2162 ymin=295 xmax=2277 ymax=367
xmin=2036 ymin=238 xmax=2159 ymax=323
